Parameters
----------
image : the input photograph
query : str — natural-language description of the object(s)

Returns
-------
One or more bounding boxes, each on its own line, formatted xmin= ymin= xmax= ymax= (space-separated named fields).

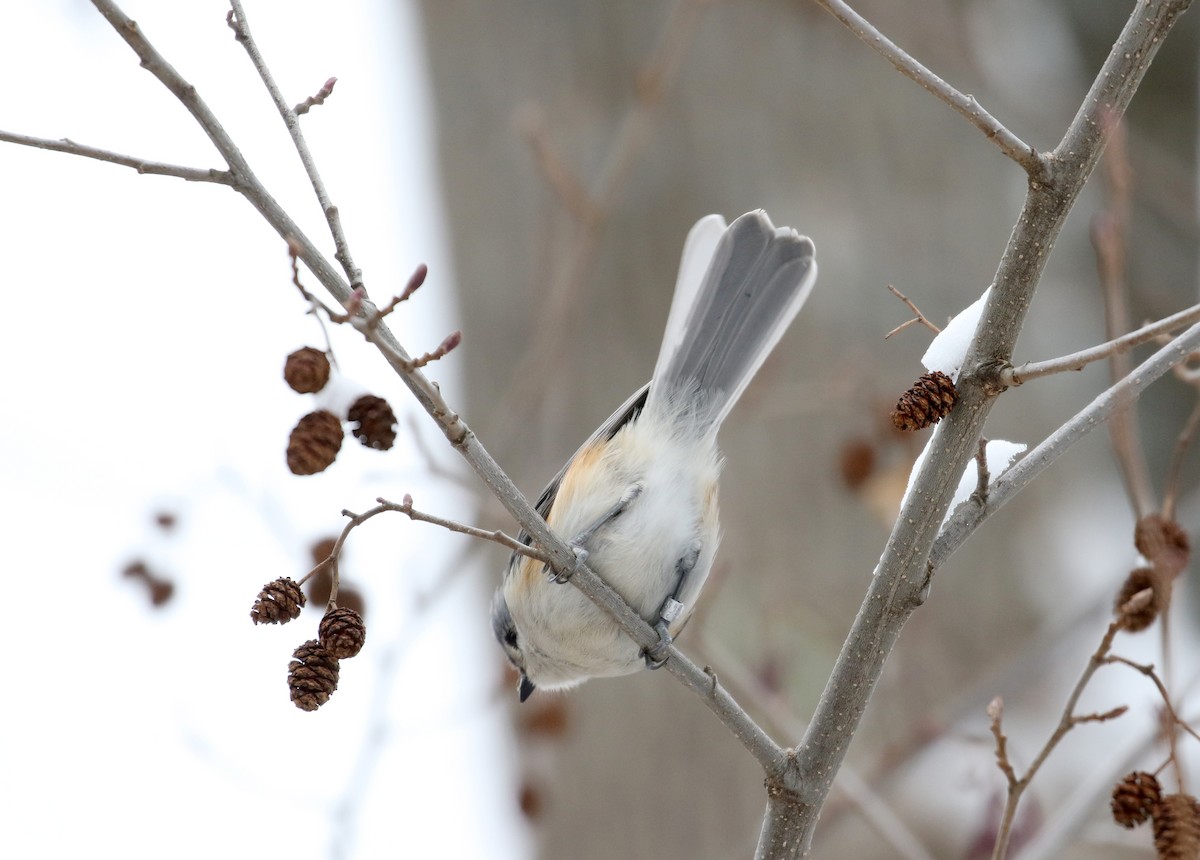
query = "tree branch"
xmin=226 ymin=1 xmax=363 ymax=290
xmin=0 ymin=130 xmax=233 ymax=184
xmin=1000 ymin=302 xmax=1200 ymax=385
xmin=810 ymin=0 xmax=1044 ymax=176
xmin=771 ymin=1 xmax=1193 ymax=854
xmin=931 ymin=320 xmax=1200 ymax=569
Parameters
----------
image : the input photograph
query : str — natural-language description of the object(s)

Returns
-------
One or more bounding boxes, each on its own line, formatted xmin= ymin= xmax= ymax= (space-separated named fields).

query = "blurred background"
xmin=1 ymin=1 xmax=1198 ymax=858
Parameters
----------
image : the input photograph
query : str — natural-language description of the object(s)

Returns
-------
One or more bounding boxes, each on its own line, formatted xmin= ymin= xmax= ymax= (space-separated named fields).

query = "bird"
xmin=492 ymin=210 xmax=816 ymax=701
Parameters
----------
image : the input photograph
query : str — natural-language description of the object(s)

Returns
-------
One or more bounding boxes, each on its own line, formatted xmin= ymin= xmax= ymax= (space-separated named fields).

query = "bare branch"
xmin=1162 ymin=397 xmax=1200 ymax=521
xmin=1105 ymin=654 xmax=1200 ymax=746
xmin=781 ymin=2 xmax=1195 ymax=854
xmin=1001 ymin=302 xmax=1200 ymax=386
xmin=1092 ymin=115 xmax=1156 ymax=517
xmin=932 ymin=320 xmax=1200 ymax=569
xmin=810 ymin=0 xmax=1043 ymax=176
xmin=0 ymin=130 xmax=233 ymax=184
xmin=885 ymin=284 xmax=941 ymax=339
xmin=988 ymin=621 xmax=1126 ymax=860
xmin=226 ymin=1 xmax=362 ymax=290
xmin=386 ymin=494 xmax=548 ymax=560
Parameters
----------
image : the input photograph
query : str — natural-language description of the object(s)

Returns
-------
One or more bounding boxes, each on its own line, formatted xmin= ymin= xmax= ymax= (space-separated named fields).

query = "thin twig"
xmin=970 ymin=436 xmax=990 ymax=506
xmin=1092 ymin=114 xmax=1155 ymax=517
xmin=0 ymin=130 xmax=233 ymax=184
xmin=384 ymin=494 xmax=545 ymax=559
xmin=933 ymin=321 xmax=1200 ymax=569
xmin=1105 ymin=653 xmax=1200 ymax=782
xmin=366 ymin=264 xmax=429 ymax=328
xmin=1162 ymin=397 xmax=1200 ymax=521
xmin=295 ymin=76 xmax=337 ymax=116
xmin=1001 ymin=302 xmax=1200 ymax=386
xmin=809 ymin=0 xmax=1043 ymax=177
xmin=227 ymin=2 xmax=363 ymax=291
xmin=988 ymin=620 xmax=1126 ymax=860
xmin=493 ymin=0 xmax=709 ymax=440
xmin=288 ymin=241 xmax=339 ymax=368
xmin=885 ymin=284 xmax=941 ymax=338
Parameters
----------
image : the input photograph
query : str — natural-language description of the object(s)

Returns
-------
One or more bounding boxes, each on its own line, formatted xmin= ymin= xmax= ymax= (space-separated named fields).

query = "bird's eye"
xmin=504 ymin=627 xmax=518 ymax=649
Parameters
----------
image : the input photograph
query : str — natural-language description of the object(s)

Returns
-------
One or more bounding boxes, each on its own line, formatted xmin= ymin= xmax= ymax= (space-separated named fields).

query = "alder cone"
xmin=891 ymin=370 xmax=958 ymax=431
xmin=283 ymin=346 xmax=331 ymax=394
xmin=1111 ymin=771 xmax=1161 ymax=828
xmin=1114 ymin=567 xmax=1160 ymax=632
xmin=318 ymin=606 xmax=366 ymax=659
xmin=348 ymin=394 xmax=397 ymax=451
xmin=288 ymin=639 xmax=340 ymax=711
xmin=1153 ymin=793 xmax=1200 ymax=860
xmin=250 ymin=577 xmax=307 ymax=624
xmin=287 ymin=410 xmax=344 ymax=475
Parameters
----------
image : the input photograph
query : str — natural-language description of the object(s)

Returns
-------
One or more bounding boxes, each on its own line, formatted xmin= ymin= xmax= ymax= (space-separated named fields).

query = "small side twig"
xmin=0 ymin=130 xmax=234 ymax=184
xmin=300 ymin=495 xmax=549 ymax=602
xmin=405 ymin=330 xmax=463 ymax=371
xmin=227 ymin=2 xmax=363 ymax=290
xmin=810 ymin=0 xmax=1043 ymax=177
xmin=288 ymin=240 xmax=339 ymax=367
xmin=366 ymin=264 xmax=429 ymax=328
xmin=1162 ymin=397 xmax=1200 ymax=521
xmin=1000 ymin=302 xmax=1200 ymax=386
xmin=970 ymin=436 xmax=990 ymax=506
xmin=885 ymin=284 xmax=941 ymax=339
xmin=295 ymin=76 xmax=337 ymax=116
xmin=988 ymin=619 xmax=1128 ymax=860
xmin=387 ymin=494 xmax=549 ymax=561
xmin=1092 ymin=113 xmax=1155 ymax=519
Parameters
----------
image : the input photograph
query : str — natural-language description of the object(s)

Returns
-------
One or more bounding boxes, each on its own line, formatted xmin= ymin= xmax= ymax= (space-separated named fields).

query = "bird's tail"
xmin=646 ymin=210 xmax=817 ymax=434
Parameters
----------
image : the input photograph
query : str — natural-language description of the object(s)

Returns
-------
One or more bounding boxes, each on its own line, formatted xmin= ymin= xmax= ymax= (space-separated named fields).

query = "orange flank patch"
xmin=549 ymin=440 xmax=608 ymax=526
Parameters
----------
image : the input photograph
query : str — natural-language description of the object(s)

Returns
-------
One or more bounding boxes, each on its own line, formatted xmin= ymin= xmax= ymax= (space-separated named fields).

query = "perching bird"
xmin=492 ymin=211 xmax=816 ymax=700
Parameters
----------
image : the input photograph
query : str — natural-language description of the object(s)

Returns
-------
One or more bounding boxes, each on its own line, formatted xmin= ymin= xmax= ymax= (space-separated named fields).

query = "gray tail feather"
xmin=647 ymin=210 xmax=816 ymax=433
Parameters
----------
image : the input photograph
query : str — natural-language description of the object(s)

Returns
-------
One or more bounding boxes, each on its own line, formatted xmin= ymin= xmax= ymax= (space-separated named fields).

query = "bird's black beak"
xmin=518 ymin=674 xmax=536 ymax=703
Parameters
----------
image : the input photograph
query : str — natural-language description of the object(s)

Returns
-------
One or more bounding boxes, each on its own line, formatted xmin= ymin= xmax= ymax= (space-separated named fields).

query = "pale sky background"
xmin=0 ymin=2 xmax=526 ymax=858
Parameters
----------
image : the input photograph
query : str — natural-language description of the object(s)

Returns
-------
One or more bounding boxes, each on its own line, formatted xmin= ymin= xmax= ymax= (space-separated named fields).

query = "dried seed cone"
xmin=287 ymin=410 xmax=344 ymax=475
xmin=1111 ymin=771 xmax=1162 ymax=828
xmin=288 ymin=639 xmax=340 ymax=711
xmin=891 ymin=371 xmax=958 ymax=431
xmin=1115 ymin=567 xmax=1161 ymax=632
xmin=284 ymin=346 xmax=331 ymax=394
xmin=348 ymin=394 xmax=398 ymax=451
xmin=319 ymin=606 xmax=366 ymax=659
xmin=1135 ymin=514 xmax=1191 ymax=574
xmin=250 ymin=577 xmax=307 ymax=624
xmin=1153 ymin=793 xmax=1200 ymax=859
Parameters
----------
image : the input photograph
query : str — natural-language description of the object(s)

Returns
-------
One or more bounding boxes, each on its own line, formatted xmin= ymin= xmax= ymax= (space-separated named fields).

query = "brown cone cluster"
xmin=891 ymin=370 xmax=958 ymax=431
xmin=250 ymin=577 xmax=307 ymax=624
xmin=284 ymin=346 xmax=331 ymax=394
xmin=287 ymin=410 xmax=344 ymax=475
xmin=348 ymin=394 xmax=398 ymax=451
xmin=1114 ymin=516 xmax=1191 ymax=633
xmin=1111 ymin=772 xmax=1200 ymax=859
